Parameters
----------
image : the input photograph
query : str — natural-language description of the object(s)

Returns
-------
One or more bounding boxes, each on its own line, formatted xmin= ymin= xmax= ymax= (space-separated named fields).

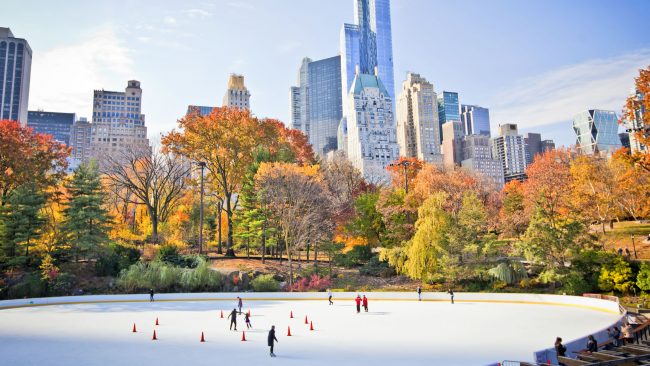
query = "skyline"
xmin=2 ymin=0 xmax=650 ymax=147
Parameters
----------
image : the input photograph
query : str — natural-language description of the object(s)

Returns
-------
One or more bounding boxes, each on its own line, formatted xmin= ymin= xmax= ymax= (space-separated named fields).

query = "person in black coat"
xmin=586 ymin=335 xmax=598 ymax=353
xmin=149 ymin=289 xmax=154 ymax=302
xmin=268 ymin=325 xmax=278 ymax=357
xmin=555 ymin=337 xmax=567 ymax=366
xmin=227 ymin=308 xmax=238 ymax=331
xmin=447 ymin=289 xmax=454 ymax=304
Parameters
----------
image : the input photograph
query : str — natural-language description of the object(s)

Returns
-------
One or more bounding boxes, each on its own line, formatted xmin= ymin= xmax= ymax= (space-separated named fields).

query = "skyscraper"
xmin=492 ymin=124 xmax=527 ymax=183
xmin=461 ymin=135 xmax=504 ymax=188
xmin=70 ymin=117 xmax=91 ymax=162
xmin=0 ymin=27 xmax=32 ymax=125
xmin=573 ymin=109 xmax=622 ymax=155
xmin=460 ymin=104 xmax=490 ymax=136
xmin=290 ymin=56 xmax=343 ymax=156
xmin=624 ymin=89 xmax=646 ymax=153
xmin=345 ymin=68 xmax=399 ymax=182
xmin=27 ymin=111 xmax=76 ymax=145
xmin=340 ymin=0 xmax=395 ymax=102
xmin=523 ymin=133 xmax=555 ymax=165
xmin=395 ymin=73 xmax=442 ymax=165
xmin=437 ymin=91 xmax=460 ymax=143
xmin=222 ymin=74 xmax=250 ymax=110
xmin=90 ymin=80 xmax=150 ymax=162
xmin=441 ymin=120 xmax=464 ymax=171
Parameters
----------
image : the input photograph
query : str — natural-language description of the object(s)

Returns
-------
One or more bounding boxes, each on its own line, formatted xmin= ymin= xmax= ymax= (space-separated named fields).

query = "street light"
xmin=389 ymin=160 xmax=411 ymax=193
xmin=197 ymin=161 xmax=206 ymax=255
xmin=632 ymin=234 xmax=638 ymax=259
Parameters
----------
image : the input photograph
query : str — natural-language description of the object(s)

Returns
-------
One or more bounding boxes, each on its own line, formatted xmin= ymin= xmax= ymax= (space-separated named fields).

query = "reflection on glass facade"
xmin=0 ymin=28 xmax=32 ymax=125
xmin=460 ymin=104 xmax=490 ymax=137
xmin=27 ymin=111 xmax=76 ymax=145
xmin=186 ymin=105 xmax=216 ymax=116
xmin=573 ymin=109 xmax=622 ymax=155
xmin=290 ymin=56 xmax=342 ymax=156
xmin=340 ymin=0 xmax=394 ymax=102
xmin=437 ymin=91 xmax=460 ymax=143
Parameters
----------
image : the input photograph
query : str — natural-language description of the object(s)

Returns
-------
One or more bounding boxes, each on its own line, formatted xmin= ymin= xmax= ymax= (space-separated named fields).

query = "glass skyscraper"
xmin=27 ymin=111 xmax=76 ymax=145
xmin=340 ymin=0 xmax=395 ymax=102
xmin=460 ymin=104 xmax=490 ymax=136
xmin=573 ymin=109 xmax=622 ymax=155
xmin=0 ymin=28 xmax=32 ymax=125
xmin=437 ymin=91 xmax=460 ymax=143
xmin=291 ymin=56 xmax=343 ymax=156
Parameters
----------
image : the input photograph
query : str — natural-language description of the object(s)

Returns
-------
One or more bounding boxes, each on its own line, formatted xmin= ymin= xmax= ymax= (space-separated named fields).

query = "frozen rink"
xmin=0 ymin=293 xmax=622 ymax=366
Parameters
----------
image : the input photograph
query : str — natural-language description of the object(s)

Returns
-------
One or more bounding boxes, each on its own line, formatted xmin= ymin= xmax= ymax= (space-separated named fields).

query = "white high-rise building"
xmin=0 ymin=27 xmax=32 ymax=125
xmin=90 ymin=80 xmax=150 ymax=162
xmin=492 ymin=124 xmax=527 ymax=183
xmin=223 ymin=74 xmax=250 ymax=110
xmin=441 ymin=120 xmax=464 ymax=171
xmin=396 ymin=73 xmax=442 ymax=165
xmin=345 ymin=68 xmax=399 ymax=182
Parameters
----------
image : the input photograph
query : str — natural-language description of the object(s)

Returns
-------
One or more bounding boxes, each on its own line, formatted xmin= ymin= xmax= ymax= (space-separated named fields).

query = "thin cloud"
xmin=29 ymin=26 xmax=134 ymax=118
xmin=163 ymin=16 xmax=177 ymax=25
xmin=488 ymin=49 xmax=650 ymax=130
xmin=276 ymin=40 xmax=302 ymax=54
xmin=184 ymin=8 xmax=213 ymax=18
xmin=228 ymin=1 xmax=255 ymax=10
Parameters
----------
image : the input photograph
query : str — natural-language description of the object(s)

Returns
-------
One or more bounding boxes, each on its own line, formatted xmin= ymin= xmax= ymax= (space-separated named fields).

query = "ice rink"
xmin=0 ymin=293 xmax=622 ymax=365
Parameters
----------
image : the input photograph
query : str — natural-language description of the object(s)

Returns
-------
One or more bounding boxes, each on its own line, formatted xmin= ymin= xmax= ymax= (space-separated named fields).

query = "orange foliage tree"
xmin=620 ymin=65 xmax=650 ymax=172
xmin=386 ymin=157 xmax=424 ymax=192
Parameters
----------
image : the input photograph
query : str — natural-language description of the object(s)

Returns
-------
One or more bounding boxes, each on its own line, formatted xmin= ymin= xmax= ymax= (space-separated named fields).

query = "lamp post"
xmin=632 ymin=234 xmax=638 ymax=259
xmin=197 ymin=161 xmax=206 ymax=255
xmin=389 ymin=160 xmax=411 ymax=193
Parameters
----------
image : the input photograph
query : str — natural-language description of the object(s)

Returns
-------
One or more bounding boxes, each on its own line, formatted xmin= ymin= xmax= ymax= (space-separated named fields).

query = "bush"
xmin=49 ymin=273 xmax=77 ymax=296
xmin=286 ymin=274 xmax=332 ymax=292
xmin=7 ymin=274 xmax=47 ymax=299
xmin=95 ymin=243 xmax=141 ymax=277
xmin=251 ymin=274 xmax=281 ymax=292
xmin=178 ymin=258 xmax=224 ymax=292
xmin=487 ymin=262 xmax=527 ymax=285
xmin=561 ymin=271 xmax=592 ymax=295
xmin=156 ymin=244 xmax=182 ymax=265
xmin=334 ymin=245 xmax=373 ymax=268
xmin=116 ymin=258 xmax=223 ymax=293
xmin=598 ymin=256 xmax=635 ymax=294
xmin=359 ymin=256 xmax=396 ymax=278
xmin=637 ymin=262 xmax=650 ymax=292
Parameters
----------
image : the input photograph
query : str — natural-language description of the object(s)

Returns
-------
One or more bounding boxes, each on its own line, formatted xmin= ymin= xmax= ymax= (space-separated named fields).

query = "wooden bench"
xmin=558 ymin=356 xmax=590 ymax=366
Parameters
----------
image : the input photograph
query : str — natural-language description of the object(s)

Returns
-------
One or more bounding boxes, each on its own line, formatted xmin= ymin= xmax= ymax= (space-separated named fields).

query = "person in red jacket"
xmin=362 ymin=295 xmax=368 ymax=312
xmin=355 ymin=294 xmax=362 ymax=313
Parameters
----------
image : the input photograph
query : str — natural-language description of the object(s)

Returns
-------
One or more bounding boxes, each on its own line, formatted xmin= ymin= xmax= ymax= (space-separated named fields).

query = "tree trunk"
xmin=261 ymin=223 xmax=266 ymax=264
xmin=314 ymin=244 xmax=318 ymax=267
xmin=246 ymin=237 xmax=250 ymax=259
xmin=285 ymin=233 xmax=292 ymax=287
xmin=149 ymin=206 xmax=159 ymax=243
xmin=306 ymin=243 xmax=310 ymax=264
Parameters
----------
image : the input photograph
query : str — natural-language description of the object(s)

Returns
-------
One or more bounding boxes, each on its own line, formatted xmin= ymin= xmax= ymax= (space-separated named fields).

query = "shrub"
xmin=178 ymin=258 xmax=224 ymax=291
xmin=116 ymin=258 xmax=223 ymax=293
xmin=7 ymin=274 xmax=47 ymax=299
xmin=359 ymin=256 xmax=396 ymax=278
xmin=487 ymin=262 xmax=527 ymax=285
xmin=334 ymin=245 xmax=373 ymax=268
xmin=156 ymin=244 xmax=182 ymax=265
xmin=49 ymin=273 xmax=77 ymax=296
xmin=95 ymin=243 xmax=141 ymax=276
xmin=598 ymin=256 xmax=635 ymax=294
xmin=251 ymin=274 xmax=281 ymax=292
xmin=637 ymin=262 xmax=650 ymax=292
xmin=286 ymin=274 xmax=332 ymax=292
xmin=561 ymin=271 xmax=592 ymax=295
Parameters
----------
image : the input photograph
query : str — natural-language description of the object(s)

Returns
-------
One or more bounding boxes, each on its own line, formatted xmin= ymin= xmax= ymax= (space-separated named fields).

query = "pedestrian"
xmin=355 ymin=294 xmax=362 ymax=313
xmin=586 ymin=335 xmax=597 ymax=353
xmin=149 ymin=288 xmax=154 ymax=302
xmin=417 ymin=286 xmax=422 ymax=301
xmin=618 ymin=248 xmax=623 ymax=256
xmin=447 ymin=289 xmax=454 ymax=304
xmin=327 ymin=288 xmax=333 ymax=305
xmin=362 ymin=295 xmax=368 ymax=312
xmin=625 ymin=248 xmax=632 ymax=258
xmin=608 ymin=327 xmax=621 ymax=348
xmin=244 ymin=311 xmax=252 ymax=329
xmin=227 ymin=308 xmax=238 ymax=331
xmin=237 ymin=296 xmax=243 ymax=313
xmin=268 ymin=325 xmax=278 ymax=357
xmin=555 ymin=337 xmax=567 ymax=366
xmin=622 ymin=323 xmax=634 ymax=344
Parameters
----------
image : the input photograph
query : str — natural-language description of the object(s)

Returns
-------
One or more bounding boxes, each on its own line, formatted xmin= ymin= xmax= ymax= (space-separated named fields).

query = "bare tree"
xmin=102 ymin=148 xmax=190 ymax=242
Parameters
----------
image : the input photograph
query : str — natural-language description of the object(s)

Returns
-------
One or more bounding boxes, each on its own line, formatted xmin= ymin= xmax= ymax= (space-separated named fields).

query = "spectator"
xmin=618 ymin=248 xmax=623 ymax=256
xmin=555 ymin=337 xmax=567 ymax=365
xmin=586 ymin=335 xmax=597 ymax=353
xmin=608 ymin=327 xmax=621 ymax=348
xmin=625 ymin=248 xmax=632 ymax=258
xmin=622 ymin=323 xmax=634 ymax=344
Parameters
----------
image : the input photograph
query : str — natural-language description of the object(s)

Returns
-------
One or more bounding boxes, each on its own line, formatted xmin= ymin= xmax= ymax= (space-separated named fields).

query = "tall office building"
xmin=573 ymin=109 xmax=622 ymax=155
xmin=27 ymin=111 xmax=75 ymax=145
xmin=345 ymin=68 xmax=399 ymax=182
xmin=624 ymin=89 xmax=647 ymax=153
xmin=441 ymin=120 xmax=464 ymax=171
xmin=437 ymin=91 xmax=460 ymax=143
xmin=460 ymin=105 xmax=490 ymax=136
xmin=0 ymin=27 xmax=32 ymax=125
xmin=461 ymin=135 xmax=504 ymax=188
xmin=395 ymin=73 xmax=442 ymax=165
xmin=340 ymin=0 xmax=395 ymax=102
xmin=290 ymin=56 xmax=343 ymax=156
xmin=186 ymin=105 xmax=215 ymax=117
xmin=70 ymin=117 xmax=91 ymax=162
xmin=222 ymin=74 xmax=250 ymax=110
xmin=492 ymin=124 xmax=527 ymax=183
xmin=524 ymin=132 xmax=555 ymax=165
xmin=90 ymin=80 xmax=150 ymax=161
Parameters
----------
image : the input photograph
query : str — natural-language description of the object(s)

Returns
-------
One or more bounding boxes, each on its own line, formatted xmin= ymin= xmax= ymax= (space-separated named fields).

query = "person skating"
xmin=268 ymin=325 xmax=279 ymax=357
xmin=417 ymin=287 xmax=421 ymax=301
xmin=237 ymin=296 xmax=243 ymax=314
xmin=355 ymin=294 xmax=362 ymax=313
xmin=227 ymin=308 xmax=238 ymax=331
xmin=447 ymin=289 xmax=454 ymax=304
xmin=149 ymin=288 xmax=154 ymax=302
xmin=244 ymin=311 xmax=252 ymax=329
xmin=362 ymin=295 xmax=368 ymax=312
xmin=327 ymin=288 xmax=333 ymax=305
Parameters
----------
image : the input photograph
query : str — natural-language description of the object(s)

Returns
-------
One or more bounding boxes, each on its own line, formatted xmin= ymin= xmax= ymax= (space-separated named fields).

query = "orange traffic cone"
xmin=132 ymin=323 xmax=137 ymax=333
xmin=200 ymin=332 xmax=205 ymax=342
xmin=290 ymin=311 xmax=294 ymax=318
xmin=155 ymin=317 xmax=159 ymax=326
xmin=310 ymin=321 xmax=314 ymax=331
xmin=241 ymin=331 xmax=246 ymax=341
xmin=304 ymin=315 xmax=308 ymax=324
xmin=152 ymin=330 xmax=158 ymax=340
xmin=220 ymin=310 xmax=224 ymax=318
xmin=287 ymin=326 xmax=292 ymax=336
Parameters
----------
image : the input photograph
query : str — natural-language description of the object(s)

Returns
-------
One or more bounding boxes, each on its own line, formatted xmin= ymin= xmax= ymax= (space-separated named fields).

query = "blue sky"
xmin=2 ymin=0 xmax=649 ymax=146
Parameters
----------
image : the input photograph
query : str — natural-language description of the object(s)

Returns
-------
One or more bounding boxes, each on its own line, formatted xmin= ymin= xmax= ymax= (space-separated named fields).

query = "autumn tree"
xmin=498 ymin=180 xmax=528 ymax=237
xmin=570 ymin=155 xmax=619 ymax=233
xmin=0 ymin=120 xmax=69 ymax=206
xmin=611 ymin=151 xmax=650 ymax=220
xmin=102 ymin=148 xmax=190 ymax=242
xmin=620 ymin=65 xmax=650 ymax=172
xmin=386 ymin=157 xmax=424 ymax=193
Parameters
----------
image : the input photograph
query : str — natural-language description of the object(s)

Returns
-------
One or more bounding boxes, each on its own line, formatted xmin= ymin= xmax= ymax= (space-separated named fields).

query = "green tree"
xmin=0 ymin=183 xmax=47 ymax=262
xmin=637 ymin=262 xmax=650 ymax=292
xmin=598 ymin=256 xmax=635 ymax=294
xmin=61 ymin=163 xmax=111 ymax=260
xmin=347 ymin=192 xmax=385 ymax=247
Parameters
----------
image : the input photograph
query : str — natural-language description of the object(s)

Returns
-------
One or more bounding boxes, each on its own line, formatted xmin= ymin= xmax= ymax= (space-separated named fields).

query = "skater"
xmin=244 ymin=311 xmax=252 ymax=329
xmin=227 ymin=308 xmax=238 ymax=330
xmin=268 ymin=325 xmax=278 ymax=357
xmin=355 ymin=294 xmax=362 ymax=313
xmin=447 ymin=289 xmax=454 ymax=304
xmin=237 ymin=296 xmax=243 ymax=313
xmin=417 ymin=286 xmax=421 ymax=301
xmin=149 ymin=288 xmax=154 ymax=302
xmin=362 ymin=295 xmax=368 ymax=312
xmin=328 ymin=288 xmax=333 ymax=305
